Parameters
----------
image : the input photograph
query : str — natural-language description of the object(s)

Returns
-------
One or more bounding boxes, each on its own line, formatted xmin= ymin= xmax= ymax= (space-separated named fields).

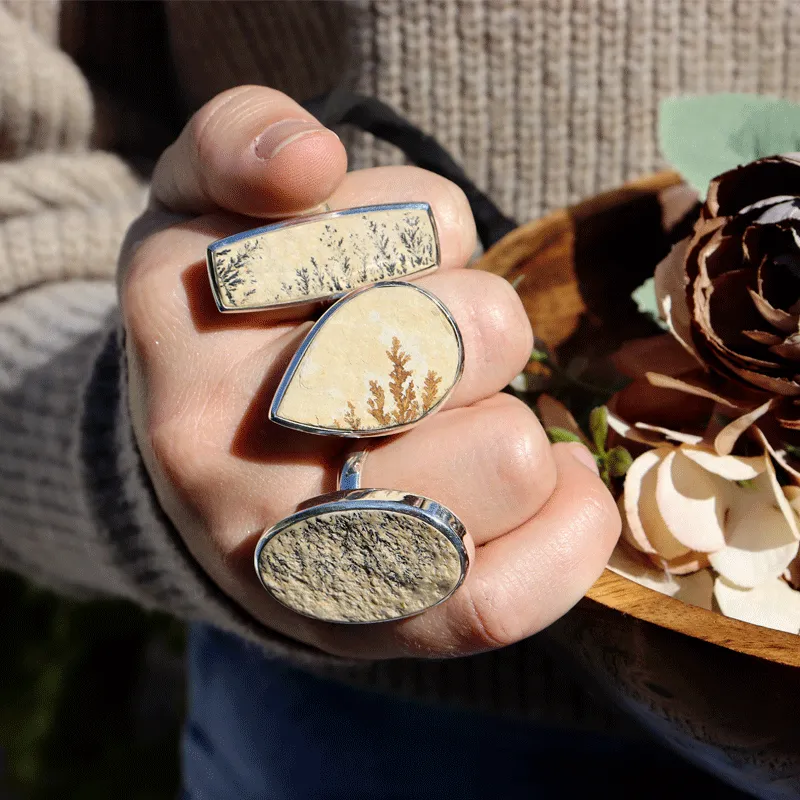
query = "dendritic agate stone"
xmin=207 ymin=204 xmax=439 ymax=310
xmin=256 ymin=505 xmax=465 ymax=623
xmin=270 ymin=282 xmax=462 ymax=435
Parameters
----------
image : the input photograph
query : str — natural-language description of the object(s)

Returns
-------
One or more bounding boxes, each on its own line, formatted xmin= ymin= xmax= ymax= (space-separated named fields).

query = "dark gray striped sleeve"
xmin=0 ymin=280 xmax=340 ymax=667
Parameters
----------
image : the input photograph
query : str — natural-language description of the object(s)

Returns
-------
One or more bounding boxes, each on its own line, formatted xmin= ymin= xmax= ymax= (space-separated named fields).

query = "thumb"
xmin=151 ymin=85 xmax=347 ymax=217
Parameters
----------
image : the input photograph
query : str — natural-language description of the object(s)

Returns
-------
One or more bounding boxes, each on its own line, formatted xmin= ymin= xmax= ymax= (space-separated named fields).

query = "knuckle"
xmin=490 ymin=398 xmax=556 ymax=508
xmin=457 ymin=576 xmax=520 ymax=651
xmin=468 ymin=273 xmax=533 ymax=373
xmin=147 ymin=416 xmax=218 ymax=499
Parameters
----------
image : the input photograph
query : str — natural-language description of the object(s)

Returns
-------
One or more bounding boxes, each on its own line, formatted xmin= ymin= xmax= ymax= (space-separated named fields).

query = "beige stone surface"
xmin=258 ymin=507 xmax=463 ymax=623
xmin=274 ymin=283 xmax=461 ymax=433
xmin=209 ymin=207 xmax=437 ymax=309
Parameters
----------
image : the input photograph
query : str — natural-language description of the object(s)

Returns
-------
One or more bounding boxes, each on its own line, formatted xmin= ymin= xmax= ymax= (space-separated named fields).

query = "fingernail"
xmin=567 ymin=443 xmax=600 ymax=475
xmin=253 ymin=119 xmax=333 ymax=161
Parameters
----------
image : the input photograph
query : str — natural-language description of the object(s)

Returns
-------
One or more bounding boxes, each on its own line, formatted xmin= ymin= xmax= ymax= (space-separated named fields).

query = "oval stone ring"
xmin=254 ymin=450 xmax=471 ymax=624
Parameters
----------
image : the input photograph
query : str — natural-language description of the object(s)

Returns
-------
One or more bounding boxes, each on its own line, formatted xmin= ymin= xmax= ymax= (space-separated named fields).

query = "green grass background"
xmin=0 ymin=572 xmax=185 ymax=799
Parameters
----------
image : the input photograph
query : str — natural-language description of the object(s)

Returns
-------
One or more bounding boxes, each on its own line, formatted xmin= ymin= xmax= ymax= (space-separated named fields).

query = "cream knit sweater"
xmin=2 ymin=0 xmax=800 ymax=727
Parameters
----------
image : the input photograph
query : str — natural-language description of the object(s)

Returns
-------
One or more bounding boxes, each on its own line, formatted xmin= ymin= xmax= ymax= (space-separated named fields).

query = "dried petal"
xmin=714 ymin=576 xmax=800 ymax=634
xmin=648 ymin=550 xmax=711 ymax=575
xmin=655 ymin=449 xmax=728 ymax=552
xmin=706 ymin=155 xmax=800 ymax=218
xmin=634 ymin=422 xmax=704 ymax=445
xmin=606 ymin=408 xmax=663 ymax=446
xmin=770 ymin=335 xmax=800 ymax=361
xmin=708 ymin=473 xmax=799 ymax=587
xmin=764 ymin=454 xmax=800 ymax=540
xmin=742 ymin=330 xmax=783 ymax=346
xmin=748 ymin=288 xmax=799 ymax=333
xmin=679 ymin=445 xmax=766 ymax=480
xmin=610 ymin=334 xmax=701 ymax=380
xmin=645 ymin=372 xmax=742 ymax=408
xmin=712 ymin=398 xmax=775 ymax=455
xmin=673 ymin=568 xmax=714 ymax=609
xmin=607 ymin=541 xmax=681 ymax=596
xmin=622 ymin=449 xmax=690 ymax=559
xmin=754 ymin=425 xmax=800 ymax=484
xmin=653 ymin=241 xmax=703 ymax=363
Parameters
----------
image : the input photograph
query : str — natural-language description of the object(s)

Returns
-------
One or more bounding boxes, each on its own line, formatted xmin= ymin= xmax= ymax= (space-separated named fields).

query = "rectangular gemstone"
xmin=206 ymin=203 xmax=439 ymax=311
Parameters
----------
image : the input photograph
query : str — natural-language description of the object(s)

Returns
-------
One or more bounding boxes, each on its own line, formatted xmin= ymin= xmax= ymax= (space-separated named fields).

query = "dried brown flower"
xmin=656 ymin=155 xmax=800 ymax=431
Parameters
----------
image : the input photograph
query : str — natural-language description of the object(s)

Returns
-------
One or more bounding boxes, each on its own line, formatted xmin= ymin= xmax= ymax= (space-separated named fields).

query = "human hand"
xmin=120 ymin=86 xmax=620 ymax=659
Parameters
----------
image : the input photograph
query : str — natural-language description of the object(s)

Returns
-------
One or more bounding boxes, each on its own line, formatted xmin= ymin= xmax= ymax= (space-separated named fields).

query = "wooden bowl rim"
xmin=587 ymin=569 xmax=800 ymax=668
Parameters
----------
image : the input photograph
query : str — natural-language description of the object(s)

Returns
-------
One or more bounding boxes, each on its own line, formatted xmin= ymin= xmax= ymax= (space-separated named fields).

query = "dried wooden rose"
xmin=656 ymin=154 xmax=800 ymax=432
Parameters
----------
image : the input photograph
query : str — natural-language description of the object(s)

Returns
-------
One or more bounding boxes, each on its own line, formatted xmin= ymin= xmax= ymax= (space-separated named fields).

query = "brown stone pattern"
xmin=209 ymin=208 xmax=437 ymax=309
xmin=333 ymin=337 xmax=442 ymax=430
xmin=258 ymin=508 xmax=462 ymax=623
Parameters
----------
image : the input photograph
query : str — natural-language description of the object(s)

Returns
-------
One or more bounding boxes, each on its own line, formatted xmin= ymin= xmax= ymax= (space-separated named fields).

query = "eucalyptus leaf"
xmin=659 ymin=94 xmax=800 ymax=197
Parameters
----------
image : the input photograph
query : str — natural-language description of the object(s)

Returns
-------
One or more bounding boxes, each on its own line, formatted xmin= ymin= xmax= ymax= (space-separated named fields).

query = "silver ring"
xmin=206 ymin=202 xmax=440 ymax=312
xmin=268 ymin=280 xmax=464 ymax=438
xmin=254 ymin=449 xmax=470 ymax=625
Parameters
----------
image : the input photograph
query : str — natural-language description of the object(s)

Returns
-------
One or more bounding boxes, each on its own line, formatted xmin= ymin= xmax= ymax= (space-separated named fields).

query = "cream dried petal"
xmin=647 ymin=550 xmax=710 ymax=575
xmin=754 ymin=426 xmax=800 ymax=484
xmin=679 ymin=446 xmax=766 ymax=480
xmin=653 ymin=240 xmax=704 ymax=364
xmin=764 ymin=454 xmax=800 ymax=540
xmin=606 ymin=407 xmax=664 ymax=446
xmin=713 ymin=398 xmax=776 ymax=456
xmin=634 ymin=422 xmax=704 ymax=445
xmin=673 ymin=569 xmax=714 ymax=610
xmin=645 ymin=372 xmax=741 ymax=408
xmin=714 ymin=576 xmax=800 ymax=634
xmin=783 ymin=484 xmax=800 ymax=515
xmin=655 ymin=449 xmax=728 ymax=552
xmin=623 ymin=449 xmax=690 ymax=559
xmin=607 ymin=542 xmax=681 ymax=596
xmin=709 ymin=478 xmax=799 ymax=588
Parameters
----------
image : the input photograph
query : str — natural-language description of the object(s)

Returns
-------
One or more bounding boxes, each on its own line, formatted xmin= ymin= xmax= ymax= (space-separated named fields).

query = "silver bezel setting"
xmin=268 ymin=280 xmax=465 ymax=437
xmin=254 ymin=488 xmax=470 ymax=625
xmin=206 ymin=202 xmax=441 ymax=313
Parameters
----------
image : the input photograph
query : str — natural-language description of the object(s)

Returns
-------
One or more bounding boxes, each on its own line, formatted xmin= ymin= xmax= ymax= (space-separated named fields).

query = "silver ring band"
xmin=338 ymin=449 xmax=368 ymax=491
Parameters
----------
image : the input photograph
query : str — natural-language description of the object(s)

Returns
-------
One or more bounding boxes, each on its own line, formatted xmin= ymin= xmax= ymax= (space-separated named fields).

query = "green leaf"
xmin=589 ymin=406 xmax=609 ymax=453
xmin=546 ymin=426 xmax=583 ymax=445
xmin=606 ymin=446 xmax=633 ymax=478
xmin=529 ymin=348 xmax=549 ymax=363
xmin=736 ymin=478 xmax=757 ymax=489
xmin=659 ymin=94 xmax=800 ymax=197
xmin=784 ymin=442 xmax=800 ymax=459
xmin=631 ymin=277 xmax=668 ymax=330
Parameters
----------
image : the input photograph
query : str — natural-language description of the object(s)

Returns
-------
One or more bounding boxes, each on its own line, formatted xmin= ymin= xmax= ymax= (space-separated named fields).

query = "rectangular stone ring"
xmin=206 ymin=202 xmax=440 ymax=312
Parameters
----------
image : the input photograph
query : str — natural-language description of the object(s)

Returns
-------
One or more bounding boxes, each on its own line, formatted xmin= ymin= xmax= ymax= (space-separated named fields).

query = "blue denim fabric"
xmin=182 ymin=623 xmax=752 ymax=800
